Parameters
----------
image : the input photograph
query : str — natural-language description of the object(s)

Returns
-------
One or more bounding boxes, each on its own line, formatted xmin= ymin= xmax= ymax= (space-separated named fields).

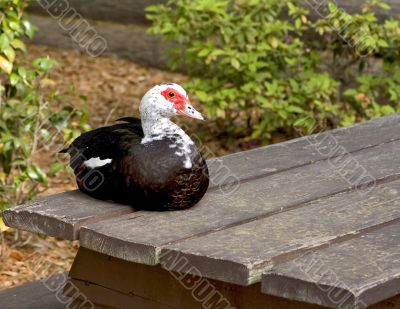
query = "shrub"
xmin=0 ymin=0 xmax=89 ymax=211
xmin=147 ymin=0 xmax=400 ymax=144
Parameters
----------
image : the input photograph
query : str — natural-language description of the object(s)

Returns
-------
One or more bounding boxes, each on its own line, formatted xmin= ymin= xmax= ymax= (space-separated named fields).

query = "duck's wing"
xmin=115 ymin=117 xmax=142 ymax=126
xmin=62 ymin=117 xmax=144 ymax=170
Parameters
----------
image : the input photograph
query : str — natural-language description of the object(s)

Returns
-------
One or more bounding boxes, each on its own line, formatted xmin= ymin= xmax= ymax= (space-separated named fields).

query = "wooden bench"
xmin=3 ymin=114 xmax=400 ymax=308
xmin=0 ymin=274 xmax=70 ymax=309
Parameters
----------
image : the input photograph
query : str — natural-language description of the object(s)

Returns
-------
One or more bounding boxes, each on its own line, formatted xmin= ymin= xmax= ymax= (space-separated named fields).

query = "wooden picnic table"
xmin=3 ymin=114 xmax=400 ymax=309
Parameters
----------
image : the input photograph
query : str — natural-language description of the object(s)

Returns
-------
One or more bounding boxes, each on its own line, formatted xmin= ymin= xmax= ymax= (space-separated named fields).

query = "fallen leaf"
xmin=0 ymin=217 xmax=9 ymax=232
xmin=9 ymin=250 xmax=25 ymax=261
xmin=1 ymin=271 xmax=19 ymax=277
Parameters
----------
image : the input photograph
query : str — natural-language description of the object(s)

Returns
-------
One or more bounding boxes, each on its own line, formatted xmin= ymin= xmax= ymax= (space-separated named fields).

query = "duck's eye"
xmin=168 ymin=92 xmax=175 ymax=98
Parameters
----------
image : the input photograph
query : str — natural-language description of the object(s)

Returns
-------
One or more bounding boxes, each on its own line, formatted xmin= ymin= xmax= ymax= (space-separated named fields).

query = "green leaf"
xmin=49 ymin=162 xmax=64 ymax=176
xmin=27 ymin=165 xmax=48 ymax=184
xmin=195 ymin=90 xmax=208 ymax=101
xmin=198 ymin=49 xmax=210 ymax=57
xmin=3 ymin=46 xmax=15 ymax=62
xmin=278 ymin=110 xmax=288 ymax=120
xmin=22 ymin=20 xmax=36 ymax=39
xmin=381 ymin=105 xmax=395 ymax=115
xmin=10 ymin=73 xmax=20 ymax=86
xmin=145 ymin=5 xmax=160 ymax=13
xmin=8 ymin=20 xmax=20 ymax=31
xmin=10 ymin=39 xmax=26 ymax=52
xmin=0 ymin=34 xmax=10 ymax=50
xmin=344 ymin=87 xmax=358 ymax=97
xmin=18 ymin=67 xmax=27 ymax=79
xmin=377 ymin=39 xmax=389 ymax=48
xmin=33 ymin=57 xmax=57 ymax=72
xmin=286 ymin=106 xmax=304 ymax=114
xmin=230 ymin=58 xmax=240 ymax=70
xmin=378 ymin=2 xmax=391 ymax=10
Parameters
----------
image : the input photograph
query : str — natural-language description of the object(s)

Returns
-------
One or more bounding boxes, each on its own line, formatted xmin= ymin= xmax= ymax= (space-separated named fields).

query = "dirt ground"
xmin=0 ymin=44 xmax=231 ymax=291
xmin=30 ymin=45 xmax=187 ymax=128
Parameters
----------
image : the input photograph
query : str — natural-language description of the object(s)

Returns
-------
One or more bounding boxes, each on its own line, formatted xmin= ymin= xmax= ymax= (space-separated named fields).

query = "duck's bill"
xmin=178 ymin=103 xmax=207 ymax=120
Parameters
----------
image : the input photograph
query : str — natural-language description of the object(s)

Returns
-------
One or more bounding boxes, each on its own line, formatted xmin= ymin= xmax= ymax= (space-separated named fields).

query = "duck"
xmin=62 ymin=83 xmax=209 ymax=211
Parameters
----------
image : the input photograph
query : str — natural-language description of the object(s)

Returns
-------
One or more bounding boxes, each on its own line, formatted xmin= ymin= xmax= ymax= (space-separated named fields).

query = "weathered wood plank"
xmin=261 ymin=221 xmax=400 ymax=309
xmin=160 ymin=178 xmax=400 ymax=286
xmin=69 ymin=248 xmax=400 ymax=309
xmin=68 ymin=247 xmax=322 ymax=309
xmin=6 ymin=115 xmax=400 ymax=240
xmin=81 ymin=138 xmax=400 ymax=267
xmin=370 ymin=295 xmax=400 ymax=309
xmin=0 ymin=274 xmax=69 ymax=309
xmin=68 ymin=279 xmax=172 ymax=309
xmin=2 ymin=190 xmax=132 ymax=240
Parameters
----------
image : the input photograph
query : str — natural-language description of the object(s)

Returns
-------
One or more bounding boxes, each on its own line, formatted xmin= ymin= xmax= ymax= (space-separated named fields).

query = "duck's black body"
xmin=64 ymin=117 xmax=209 ymax=210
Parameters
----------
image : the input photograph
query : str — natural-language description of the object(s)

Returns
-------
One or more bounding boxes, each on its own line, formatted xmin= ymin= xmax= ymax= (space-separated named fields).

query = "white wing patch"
xmin=84 ymin=157 xmax=112 ymax=169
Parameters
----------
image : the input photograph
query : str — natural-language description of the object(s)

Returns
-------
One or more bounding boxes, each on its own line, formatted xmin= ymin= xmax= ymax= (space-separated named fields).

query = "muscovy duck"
xmin=62 ymin=83 xmax=209 ymax=210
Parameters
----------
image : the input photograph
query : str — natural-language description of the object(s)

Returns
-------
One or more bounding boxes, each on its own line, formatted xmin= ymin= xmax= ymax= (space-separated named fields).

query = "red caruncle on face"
xmin=161 ymin=87 xmax=188 ymax=111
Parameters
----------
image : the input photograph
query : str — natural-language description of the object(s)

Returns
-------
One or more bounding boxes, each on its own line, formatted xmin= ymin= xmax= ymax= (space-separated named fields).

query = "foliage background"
xmin=147 ymin=0 xmax=400 ymax=146
xmin=0 ymin=0 xmax=89 ymax=211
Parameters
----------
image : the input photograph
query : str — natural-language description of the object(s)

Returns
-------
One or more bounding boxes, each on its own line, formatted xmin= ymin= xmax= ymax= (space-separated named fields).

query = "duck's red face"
xmin=161 ymin=87 xmax=206 ymax=120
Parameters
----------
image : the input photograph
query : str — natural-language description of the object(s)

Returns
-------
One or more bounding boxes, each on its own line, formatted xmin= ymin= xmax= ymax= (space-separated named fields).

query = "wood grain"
xmin=161 ymin=178 xmax=400 ymax=285
xmin=0 ymin=274 xmax=69 ymax=309
xmin=68 ymin=247 xmax=322 ymax=309
xmin=68 ymin=248 xmax=400 ymax=309
xmin=6 ymin=115 xmax=400 ymax=240
xmin=262 ymin=221 xmax=400 ymax=308
xmin=81 ymin=138 xmax=400 ymax=266
xmin=2 ymin=190 xmax=133 ymax=240
xmin=68 ymin=279 xmax=172 ymax=309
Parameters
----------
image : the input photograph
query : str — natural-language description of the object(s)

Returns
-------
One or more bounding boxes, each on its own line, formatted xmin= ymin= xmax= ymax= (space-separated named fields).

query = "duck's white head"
xmin=140 ymin=83 xmax=206 ymax=122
